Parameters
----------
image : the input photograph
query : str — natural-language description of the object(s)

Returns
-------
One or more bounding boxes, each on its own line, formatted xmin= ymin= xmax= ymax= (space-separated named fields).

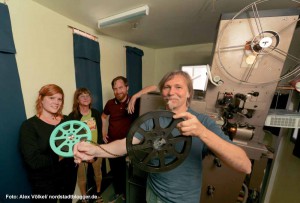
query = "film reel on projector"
xmin=126 ymin=111 xmax=192 ymax=173
xmin=214 ymin=0 xmax=300 ymax=85
xmin=49 ymin=120 xmax=92 ymax=157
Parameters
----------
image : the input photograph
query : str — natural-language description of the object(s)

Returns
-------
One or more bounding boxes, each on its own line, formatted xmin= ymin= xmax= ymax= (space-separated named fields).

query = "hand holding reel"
xmin=50 ymin=111 xmax=192 ymax=172
xmin=49 ymin=120 xmax=92 ymax=158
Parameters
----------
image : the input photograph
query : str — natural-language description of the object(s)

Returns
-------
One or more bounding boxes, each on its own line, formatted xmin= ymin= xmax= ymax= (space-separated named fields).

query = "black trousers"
xmin=30 ymin=158 xmax=77 ymax=203
xmin=109 ymin=156 xmax=127 ymax=195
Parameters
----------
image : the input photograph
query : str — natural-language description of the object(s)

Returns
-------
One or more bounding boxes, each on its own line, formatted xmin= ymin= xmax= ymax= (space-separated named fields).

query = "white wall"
xmin=154 ymin=43 xmax=213 ymax=84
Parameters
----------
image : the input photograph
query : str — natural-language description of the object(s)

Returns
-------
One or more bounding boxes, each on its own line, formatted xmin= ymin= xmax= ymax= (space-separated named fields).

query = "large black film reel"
xmin=126 ymin=111 xmax=192 ymax=173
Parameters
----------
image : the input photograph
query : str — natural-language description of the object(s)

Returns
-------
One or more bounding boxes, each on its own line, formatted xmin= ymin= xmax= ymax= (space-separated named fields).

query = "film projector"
xmin=203 ymin=0 xmax=300 ymax=202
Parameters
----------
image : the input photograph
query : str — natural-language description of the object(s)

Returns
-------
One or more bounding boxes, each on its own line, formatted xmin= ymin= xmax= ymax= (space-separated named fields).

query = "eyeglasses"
xmin=79 ymin=94 xmax=91 ymax=99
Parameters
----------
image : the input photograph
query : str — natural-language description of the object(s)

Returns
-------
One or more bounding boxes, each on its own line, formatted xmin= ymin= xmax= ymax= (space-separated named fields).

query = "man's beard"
xmin=116 ymin=93 xmax=126 ymax=102
xmin=167 ymin=100 xmax=175 ymax=111
xmin=165 ymin=96 xmax=180 ymax=111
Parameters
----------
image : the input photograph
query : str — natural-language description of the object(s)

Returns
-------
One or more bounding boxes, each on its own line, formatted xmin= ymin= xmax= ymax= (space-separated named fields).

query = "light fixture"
xmin=98 ymin=5 xmax=149 ymax=29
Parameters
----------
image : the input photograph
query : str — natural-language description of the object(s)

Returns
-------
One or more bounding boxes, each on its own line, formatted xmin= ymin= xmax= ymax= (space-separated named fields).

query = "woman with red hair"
xmin=20 ymin=84 xmax=77 ymax=203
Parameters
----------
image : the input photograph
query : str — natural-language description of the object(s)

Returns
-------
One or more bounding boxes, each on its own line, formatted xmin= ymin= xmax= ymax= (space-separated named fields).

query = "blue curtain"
xmin=73 ymin=34 xmax=103 ymax=110
xmin=0 ymin=3 xmax=31 ymax=201
xmin=125 ymin=46 xmax=144 ymax=96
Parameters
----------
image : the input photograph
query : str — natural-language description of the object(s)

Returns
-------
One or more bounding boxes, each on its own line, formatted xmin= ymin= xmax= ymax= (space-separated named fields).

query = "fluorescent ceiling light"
xmin=98 ymin=5 xmax=149 ymax=29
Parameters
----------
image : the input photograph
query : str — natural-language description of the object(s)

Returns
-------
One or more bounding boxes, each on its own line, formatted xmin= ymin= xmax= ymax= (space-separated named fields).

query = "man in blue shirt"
xmin=74 ymin=70 xmax=251 ymax=203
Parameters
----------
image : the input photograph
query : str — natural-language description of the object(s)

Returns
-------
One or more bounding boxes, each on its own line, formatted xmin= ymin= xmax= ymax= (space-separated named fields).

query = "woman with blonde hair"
xmin=20 ymin=84 xmax=77 ymax=203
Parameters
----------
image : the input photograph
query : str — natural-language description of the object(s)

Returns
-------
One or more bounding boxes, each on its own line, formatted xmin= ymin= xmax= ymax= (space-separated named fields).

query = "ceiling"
xmin=33 ymin=0 xmax=299 ymax=49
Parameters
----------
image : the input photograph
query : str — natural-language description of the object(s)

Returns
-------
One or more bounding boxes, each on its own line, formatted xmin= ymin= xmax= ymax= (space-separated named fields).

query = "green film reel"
xmin=49 ymin=120 xmax=92 ymax=157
